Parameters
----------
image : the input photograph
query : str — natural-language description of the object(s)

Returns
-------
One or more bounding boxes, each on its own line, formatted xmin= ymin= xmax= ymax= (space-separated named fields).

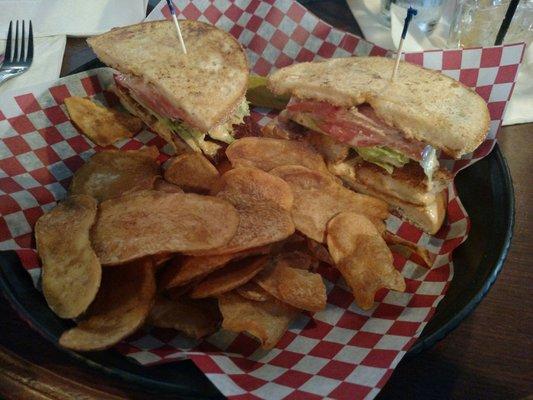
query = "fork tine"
xmin=27 ymin=21 xmax=33 ymax=63
xmin=21 ymin=21 xmax=26 ymax=62
xmin=13 ymin=20 xmax=19 ymax=62
xmin=5 ymin=21 xmax=13 ymax=62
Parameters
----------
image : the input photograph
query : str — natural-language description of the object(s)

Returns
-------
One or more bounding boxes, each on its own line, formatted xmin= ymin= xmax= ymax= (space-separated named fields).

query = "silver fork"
xmin=0 ymin=20 xmax=34 ymax=86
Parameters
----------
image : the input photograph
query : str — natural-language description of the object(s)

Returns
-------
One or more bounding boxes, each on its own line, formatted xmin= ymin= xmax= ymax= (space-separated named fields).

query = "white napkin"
xmin=0 ymin=0 xmax=148 ymax=95
xmin=347 ymin=0 xmax=533 ymax=126
xmin=0 ymin=35 xmax=65 ymax=96
xmin=0 ymin=0 xmax=147 ymax=38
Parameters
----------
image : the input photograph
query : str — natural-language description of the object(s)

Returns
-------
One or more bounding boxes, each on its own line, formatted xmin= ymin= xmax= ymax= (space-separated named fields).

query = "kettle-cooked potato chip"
xmin=147 ymin=296 xmax=220 ymax=339
xmin=226 ymin=137 xmax=328 ymax=173
xmin=92 ymin=190 xmax=240 ymax=265
xmin=304 ymin=130 xmax=350 ymax=164
xmin=254 ymin=253 xmax=326 ymax=312
xmin=164 ymin=153 xmax=220 ymax=193
xmin=211 ymin=166 xmax=294 ymax=211
xmin=307 ymin=239 xmax=334 ymax=266
xmin=236 ymin=281 xmax=270 ymax=302
xmin=64 ymin=96 xmax=143 ymax=146
xmin=190 ymin=167 xmax=295 ymax=256
xmin=190 ymin=256 xmax=268 ymax=299
xmin=274 ymin=250 xmax=315 ymax=271
xmin=70 ymin=147 xmax=160 ymax=202
xmin=152 ymin=253 xmax=174 ymax=269
xmin=153 ymin=177 xmax=184 ymax=193
xmin=160 ymin=245 xmax=271 ymax=290
xmin=326 ymin=212 xmax=405 ymax=310
xmin=383 ymin=231 xmax=432 ymax=268
xmin=326 ymin=212 xmax=377 ymax=261
xmin=166 ymin=281 xmax=197 ymax=300
xmin=271 ymin=165 xmax=388 ymax=243
xmin=59 ymin=258 xmax=156 ymax=351
xmin=218 ymin=291 xmax=298 ymax=349
xmin=276 ymin=267 xmax=326 ymax=312
xmin=35 ymin=194 xmax=101 ymax=319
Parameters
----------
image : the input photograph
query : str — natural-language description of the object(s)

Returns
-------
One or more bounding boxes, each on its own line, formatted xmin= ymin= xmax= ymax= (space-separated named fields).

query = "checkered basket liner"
xmin=0 ymin=1 xmax=524 ymax=399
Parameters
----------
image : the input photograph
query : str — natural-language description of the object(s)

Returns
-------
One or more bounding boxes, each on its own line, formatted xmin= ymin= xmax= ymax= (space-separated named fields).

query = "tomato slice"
xmin=286 ymin=99 xmax=426 ymax=160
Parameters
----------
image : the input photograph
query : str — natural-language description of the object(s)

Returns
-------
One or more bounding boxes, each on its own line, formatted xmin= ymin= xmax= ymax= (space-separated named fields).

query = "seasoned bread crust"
xmin=88 ymin=20 xmax=249 ymax=132
xmin=341 ymin=176 xmax=447 ymax=235
xmin=268 ymin=57 xmax=490 ymax=158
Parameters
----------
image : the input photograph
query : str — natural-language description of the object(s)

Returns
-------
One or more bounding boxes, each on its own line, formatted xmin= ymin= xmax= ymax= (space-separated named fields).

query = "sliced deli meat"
xmin=286 ymin=99 xmax=427 ymax=161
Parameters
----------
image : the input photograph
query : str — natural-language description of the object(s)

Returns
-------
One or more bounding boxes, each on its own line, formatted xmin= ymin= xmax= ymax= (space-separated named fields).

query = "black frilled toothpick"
xmin=391 ymin=6 xmax=418 ymax=81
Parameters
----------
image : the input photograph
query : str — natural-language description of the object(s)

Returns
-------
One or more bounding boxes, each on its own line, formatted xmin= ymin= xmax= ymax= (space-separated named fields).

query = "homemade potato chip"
xmin=152 ymin=253 xmax=174 ymax=269
xmin=70 ymin=148 xmax=160 ymax=202
xmin=164 ymin=153 xmax=220 ymax=193
xmin=59 ymin=258 xmax=156 ymax=351
xmin=305 ymin=130 xmax=350 ymax=164
xmin=153 ymin=177 xmax=184 ymax=193
xmin=64 ymin=96 xmax=142 ymax=146
xmin=211 ymin=166 xmax=293 ymax=211
xmin=236 ymin=281 xmax=270 ymax=302
xmin=215 ymin=158 xmax=234 ymax=175
xmin=190 ymin=167 xmax=295 ymax=256
xmin=161 ymin=245 xmax=271 ymax=290
xmin=326 ymin=212 xmax=405 ymax=310
xmin=274 ymin=250 xmax=314 ymax=271
xmin=326 ymin=212 xmax=377 ymax=261
xmin=271 ymin=165 xmax=388 ymax=242
xmin=166 ymin=281 xmax=197 ymax=300
xmin=261 ymin=118 xmax=305 ymax=140
xmin=92 ymin=190 xmax=240 ymax=265
xmin=147 ymin=296 xmax=220 ymax=339
xmin=226 ymin=137 xmax=328 ymax=173
xmin=307 ymin=239 xmax=334 ymax=266
xmin=35 ymin=195 xmax=101 ymax=319
xmin=277 ymin=267 xmax=326 ymax=312
xmin=383 ymin=231 xmax=432 ymax=268
xmin=255 ymin=254 xmax=326 ymax=312
xmin=218 ymin=291 xmax=298 ymax=349
xmin=189 ymin=256 xmax=268 ymax=299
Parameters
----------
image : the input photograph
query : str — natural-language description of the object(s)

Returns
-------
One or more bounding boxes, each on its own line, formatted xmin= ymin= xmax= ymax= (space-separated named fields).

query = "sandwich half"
xmin=88 ymin=20 xmax=250 ymax=160
xmin=267 ymin=56 xmax=490 ymax=234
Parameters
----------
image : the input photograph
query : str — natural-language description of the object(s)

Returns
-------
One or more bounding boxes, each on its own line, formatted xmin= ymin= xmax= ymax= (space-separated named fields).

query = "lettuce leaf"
xmin=208 ymin=100 xmax=250 ymax=144
xmin=159 ymin=118 xmax=221 ymax=157
xmin=355 ymin=146 xmax=409 ymax=174
xmin=159 ymin=99 xmax=250 ymax=156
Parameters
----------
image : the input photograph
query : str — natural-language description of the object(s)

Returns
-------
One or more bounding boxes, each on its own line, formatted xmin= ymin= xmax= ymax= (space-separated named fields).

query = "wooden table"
xmin=1 ymin=1 xmax=531 ymax=399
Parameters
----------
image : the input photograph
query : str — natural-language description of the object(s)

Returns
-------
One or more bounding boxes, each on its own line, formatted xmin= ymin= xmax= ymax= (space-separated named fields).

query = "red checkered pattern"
xmin=0 ymin=1 xmax=524 ymax=399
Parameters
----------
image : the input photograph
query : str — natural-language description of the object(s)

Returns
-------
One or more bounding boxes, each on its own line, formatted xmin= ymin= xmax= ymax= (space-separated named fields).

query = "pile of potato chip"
xmin=33 ymin=98 xmax=425 ymax=352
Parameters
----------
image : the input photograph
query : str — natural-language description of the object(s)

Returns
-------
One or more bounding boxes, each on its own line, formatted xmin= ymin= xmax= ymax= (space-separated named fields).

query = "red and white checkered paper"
xmin=0 ymin=1 xmax=525 ymax=399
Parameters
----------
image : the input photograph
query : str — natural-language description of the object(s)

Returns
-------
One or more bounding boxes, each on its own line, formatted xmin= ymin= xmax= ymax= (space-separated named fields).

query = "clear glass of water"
xmin=381 ymin=0 xmax=445 ymax=33
xmin=448 ymin=0 xmax=533 ymax=47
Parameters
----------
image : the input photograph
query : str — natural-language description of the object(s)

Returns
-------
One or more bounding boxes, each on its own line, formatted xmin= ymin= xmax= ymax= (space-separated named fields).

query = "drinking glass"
xmin=380 ymin=0 xmax=445 ymax=32
xmin=448 ymin=0 xmax=533 ymax=47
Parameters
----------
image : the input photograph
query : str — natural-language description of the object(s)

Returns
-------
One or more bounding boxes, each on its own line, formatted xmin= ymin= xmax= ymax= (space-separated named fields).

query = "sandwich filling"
xmin=114 ymin=74 xmax=249 ymax=157
xmin=285 ymin=98 xmax=439 ymax=179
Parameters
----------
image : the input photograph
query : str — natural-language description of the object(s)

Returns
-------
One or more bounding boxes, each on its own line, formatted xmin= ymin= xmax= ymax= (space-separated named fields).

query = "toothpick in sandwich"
xmin=166 ymin=0 xmax=187 ymax=54
xmin=391 ymin=6 xmax=417 ymax=81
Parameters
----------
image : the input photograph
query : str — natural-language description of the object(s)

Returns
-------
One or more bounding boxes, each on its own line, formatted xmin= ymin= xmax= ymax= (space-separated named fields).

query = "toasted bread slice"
xmin=328 ymin=158 xmax=450 ymax=205
xmin=330 ymin=160 xmax=447 ymax=234
xmin=88 ymin=20 xmax=248 ymax=132
xmin=268 ymin=57 xmax=489 ymax=158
